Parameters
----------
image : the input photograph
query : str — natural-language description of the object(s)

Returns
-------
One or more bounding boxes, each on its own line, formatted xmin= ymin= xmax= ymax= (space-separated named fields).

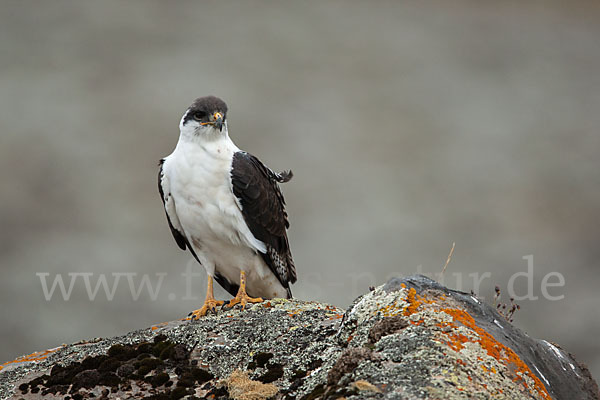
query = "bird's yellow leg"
xmin=187 ymin=275 xmax=224 ymax=320
xmin=225 ymin=271 xmax=263 ymax=309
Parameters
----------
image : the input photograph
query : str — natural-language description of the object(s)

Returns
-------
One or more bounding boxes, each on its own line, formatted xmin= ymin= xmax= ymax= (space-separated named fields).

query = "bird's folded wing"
xmin=230 ymin=151 xmax=297 ymax=286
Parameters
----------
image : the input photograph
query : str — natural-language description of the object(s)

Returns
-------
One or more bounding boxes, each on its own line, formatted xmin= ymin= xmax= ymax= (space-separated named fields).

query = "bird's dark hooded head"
xmin=180 ymin=96 xmax=229 ymax=137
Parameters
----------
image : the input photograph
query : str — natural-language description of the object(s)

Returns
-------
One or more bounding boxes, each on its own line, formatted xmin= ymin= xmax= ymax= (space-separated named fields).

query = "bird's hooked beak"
xmin=213 ymin=112 xmax=224 ymax=132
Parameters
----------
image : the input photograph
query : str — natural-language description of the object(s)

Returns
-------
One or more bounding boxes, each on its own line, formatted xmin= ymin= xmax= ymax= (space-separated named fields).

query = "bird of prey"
xmin=158 ymin=96 xmax=297 ymax=319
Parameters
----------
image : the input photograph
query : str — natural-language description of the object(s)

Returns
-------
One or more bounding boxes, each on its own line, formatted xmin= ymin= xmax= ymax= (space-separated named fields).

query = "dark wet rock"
xmin=71 ymin=369 xmax=101 ymax=390
xmin=115 ymin=361 xmax=135 ymax=378
xmin=0 ymin=275 xmax=597 ymax=399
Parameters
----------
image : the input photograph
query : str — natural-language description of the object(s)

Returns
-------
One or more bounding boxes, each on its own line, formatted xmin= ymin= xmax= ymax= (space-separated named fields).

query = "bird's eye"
xmin=193 ymin=111 xmax=206 ymax=121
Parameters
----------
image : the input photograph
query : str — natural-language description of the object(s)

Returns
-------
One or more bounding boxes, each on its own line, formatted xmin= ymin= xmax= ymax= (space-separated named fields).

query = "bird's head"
xmin=179 ymin=96 xmax=228 ymax=139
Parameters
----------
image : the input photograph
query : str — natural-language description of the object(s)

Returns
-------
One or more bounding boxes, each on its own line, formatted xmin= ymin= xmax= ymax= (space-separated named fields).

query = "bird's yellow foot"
xmin=185 ymin=274 xmax=224 ymax=321
xmin=187 ymin=298 xmax=225 ymax=320
xmin=226 ymin=292 xmax=263 ymax=310
xmin=225 ymin=270 xmax=263 ymax=310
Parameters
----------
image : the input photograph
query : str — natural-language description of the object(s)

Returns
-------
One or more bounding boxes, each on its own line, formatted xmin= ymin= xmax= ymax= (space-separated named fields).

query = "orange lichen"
xmin=151 ymin=322 xmax=168 ymax=331
xmin=444 ymin=332 xmax=470 ymax=352
xmin=0 ymin=347 xmax=62 ymax=372
xmin=399 ymin=287 xmax=551 ymax=399
xmin=403 ymin=288 xmax=420 ymax=316
xmin=442 ymin=308 xmax=551 ymax=399
xmin=287 ymin=308 xmax=306 ymax=317
xmin=401 ymin=287 xmax=437 ymax=317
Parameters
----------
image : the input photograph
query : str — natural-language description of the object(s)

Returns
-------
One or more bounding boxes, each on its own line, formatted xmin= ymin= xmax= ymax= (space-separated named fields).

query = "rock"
xmin=0 ymin=275 xmax=597 ymax=399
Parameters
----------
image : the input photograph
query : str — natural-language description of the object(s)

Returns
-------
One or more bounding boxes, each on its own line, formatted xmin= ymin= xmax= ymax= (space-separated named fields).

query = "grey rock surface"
xmin=1 ymin=276 xmax=598 ymax=399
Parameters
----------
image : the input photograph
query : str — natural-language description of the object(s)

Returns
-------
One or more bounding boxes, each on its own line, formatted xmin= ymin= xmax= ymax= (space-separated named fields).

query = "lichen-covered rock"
xmin=0 ymin=276 xmax=598 ymax=400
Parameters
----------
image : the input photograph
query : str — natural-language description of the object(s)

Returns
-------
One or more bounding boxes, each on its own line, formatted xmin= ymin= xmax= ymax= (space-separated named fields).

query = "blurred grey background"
xmin=1 ymin=0 xmax=599 ymax=380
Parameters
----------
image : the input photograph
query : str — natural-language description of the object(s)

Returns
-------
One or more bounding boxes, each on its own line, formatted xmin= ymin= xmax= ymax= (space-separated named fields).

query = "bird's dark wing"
xmin=230 ymin=151 xmax=297 ymax=294
xmin=158 ymin=160 xmax=200 ymax=262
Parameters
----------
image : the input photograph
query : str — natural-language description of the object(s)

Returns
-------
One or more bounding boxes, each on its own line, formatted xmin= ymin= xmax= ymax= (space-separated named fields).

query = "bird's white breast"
xmin=162 ymin=134 xmax=273 ymax=291
xmin=165 ymin=137 xmax=246 ymax=247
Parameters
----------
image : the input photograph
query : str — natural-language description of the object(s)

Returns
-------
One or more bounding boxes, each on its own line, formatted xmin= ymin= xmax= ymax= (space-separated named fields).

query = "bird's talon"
xmin=223 ymin=271 xmax=263 ymax=311
xmin=225 ymin=294 xmax=263 ymax=310
xmin=185 ymin=275 xmax=225 ymax=320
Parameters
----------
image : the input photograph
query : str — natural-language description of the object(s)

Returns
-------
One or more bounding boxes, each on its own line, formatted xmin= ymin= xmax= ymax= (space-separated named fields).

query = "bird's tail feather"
xmin=275 ymin=170 xmax=293 ymax=183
